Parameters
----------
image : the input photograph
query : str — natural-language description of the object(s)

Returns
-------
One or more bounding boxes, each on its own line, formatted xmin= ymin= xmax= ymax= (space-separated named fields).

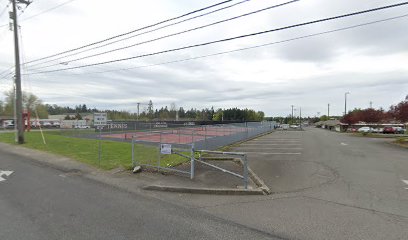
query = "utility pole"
xmin=11 ymin=0 xmax=31 ymax=144
xmin=327 ymin=103 xmax=330 ymax=119
xmin=299 ymin=107 xmax=302 ymax=129
xmin=344 ymin=92 xmax=350 ymax=116
xmin=136 ymin=103 xmax=140 ymax=121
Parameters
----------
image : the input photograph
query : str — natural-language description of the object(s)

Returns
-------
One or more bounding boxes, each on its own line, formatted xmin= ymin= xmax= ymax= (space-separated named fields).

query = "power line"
xmin=0 ymin=3 xmax=8 ymax=19
xmin=20 ymin=0 xmax=77 ymax=21
xmin=23 ymin=0 xmax=237 ymax=65
xmin=24 ymin=1 xmax=408 ymax=75
xmin=25 ymin=0 xmax=252 ymax=68
xmin=0 ymin=0 xmax=77 ymax=28
xmin=26 ymin=13 xmax=408 ymax=77
xmin=25 ymin=0 xmax=299 ymax=71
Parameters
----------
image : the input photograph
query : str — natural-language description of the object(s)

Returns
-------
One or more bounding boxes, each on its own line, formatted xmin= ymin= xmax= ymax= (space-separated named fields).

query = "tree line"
xmin=0 ymin=92 xmax=265 ymax=121
xmin=341 ymin=99 xmax=408 ymax=124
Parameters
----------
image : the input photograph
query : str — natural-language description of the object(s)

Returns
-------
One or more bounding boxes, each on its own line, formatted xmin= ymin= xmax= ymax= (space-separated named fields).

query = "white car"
xmin=74 ymin=125 xmax=90 ymax=129
xmin=357 ymin=127 xmax=373 ymax=133
xmin=371 ymin=128 xmax=383 ymax=133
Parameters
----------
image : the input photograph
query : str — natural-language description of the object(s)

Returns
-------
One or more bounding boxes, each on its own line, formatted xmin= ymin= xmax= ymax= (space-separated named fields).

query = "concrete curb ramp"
xmin=143 ymin=185 xmax=265 ymax=195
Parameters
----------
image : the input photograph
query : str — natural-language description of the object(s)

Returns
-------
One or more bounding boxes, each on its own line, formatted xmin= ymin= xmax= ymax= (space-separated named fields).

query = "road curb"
xmin=247 ymin=166 xmax=272 ymax=195
xmin=143 ymin=185 xmax=265 ymax=195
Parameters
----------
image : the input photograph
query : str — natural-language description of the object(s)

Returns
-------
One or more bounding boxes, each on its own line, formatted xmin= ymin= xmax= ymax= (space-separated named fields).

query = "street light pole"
xmin=344 ymin=92 xmax=350 ymax=116
xmin=327 ymin=103 xmax=330 ymax=119
xmin=136 ymin=103 xmax=140 ymax=121
xmin=291 ymin=105 xmax=294 ymax=124
xmin=299 ymin=107 xmax=302 ymax=129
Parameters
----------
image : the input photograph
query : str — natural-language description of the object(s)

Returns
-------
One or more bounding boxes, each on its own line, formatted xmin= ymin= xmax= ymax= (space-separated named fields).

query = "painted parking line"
xmin=236 ymin=147 xmax=303 ymax=150
xmin=244 ymin=152 xmax=302 ymax=155
xmin=0 ymin=170 xmax=14 ymax=182
xmin=252 ymin=138 xmax=301 ymax=140
xmin=251 ymin=139 xmax=300 ymax=141
xmin=241 ymin=143 xmax=302 ymax=145
xmin=247 ymin=141 xmax=301 ymax=144
xmin=402 ymin=179 xmax=408 ymax=190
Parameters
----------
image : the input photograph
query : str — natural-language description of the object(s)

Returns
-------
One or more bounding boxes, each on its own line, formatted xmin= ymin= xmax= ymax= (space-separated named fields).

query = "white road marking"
xmin=341 ymin=142 xmax=348 ymax=146
xmin=241 ymin=143 xmax=302 ymax=146
xmin=0 ymin=170 xmax=14 ymax=182
xmin=236 ymin=147 xmax=303 ymax=150
xmin=252 ymin=139 xmax=300 ymax=141
xmin=402 ymin=180 xmax=408 ymax=190
xmin=245 ymin=152 xmax=301 ymax=155
xmin=252 ymin=140 xmax=300 ymax=142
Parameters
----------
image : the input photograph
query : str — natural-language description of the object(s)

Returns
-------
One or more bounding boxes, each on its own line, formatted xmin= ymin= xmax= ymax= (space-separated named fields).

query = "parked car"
xmin=357 ymin=127 xmax=373 ymax=133
xmin=42 ymin=122 xmax=52 ymax=128
xmin=371 ymin=128 xmax=382 ymax=133
xmin=383 ymin=126 xmax=396 ymax=134
xmin=281 ymin=124 xmax=289 ymax=130
xmin=74 ymin=125 xmax=90 ymax=129
xmin=394 ymin=127 xmax=405 ymax=134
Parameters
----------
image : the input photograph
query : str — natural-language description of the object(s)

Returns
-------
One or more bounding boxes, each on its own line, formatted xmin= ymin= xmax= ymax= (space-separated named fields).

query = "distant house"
xmin=315 ymin=120 xmax=347 ymax=132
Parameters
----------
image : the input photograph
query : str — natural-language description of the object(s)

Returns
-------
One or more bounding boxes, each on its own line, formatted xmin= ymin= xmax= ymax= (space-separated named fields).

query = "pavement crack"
xmin=302 ymin=196 xmax=408 ymax=223
xmin=194 ymin=195 xmax=301 ymax=209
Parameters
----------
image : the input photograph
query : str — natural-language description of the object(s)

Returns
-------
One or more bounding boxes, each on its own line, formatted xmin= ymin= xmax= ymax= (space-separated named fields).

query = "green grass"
xmin=0 ymin=131 xmax=189 ymax=170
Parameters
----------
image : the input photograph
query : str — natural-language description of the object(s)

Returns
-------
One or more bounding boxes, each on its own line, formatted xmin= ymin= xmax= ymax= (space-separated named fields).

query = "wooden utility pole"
xmin=11 ymin=0 xmax=31 ymax=144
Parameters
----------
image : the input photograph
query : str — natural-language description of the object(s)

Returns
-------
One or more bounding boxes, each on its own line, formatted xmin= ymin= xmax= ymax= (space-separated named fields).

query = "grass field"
xmin=0 ymin=131 xmax=189 ymax=170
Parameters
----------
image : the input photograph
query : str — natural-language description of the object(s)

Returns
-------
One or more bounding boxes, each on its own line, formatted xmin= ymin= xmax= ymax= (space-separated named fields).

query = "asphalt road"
xmin=0 ymin=149 xmax=279 ymax=240
xmin=1 ymin=128 xmax=408 ymax=240
xmin=155 ymin=127 xmax=408 ymax=240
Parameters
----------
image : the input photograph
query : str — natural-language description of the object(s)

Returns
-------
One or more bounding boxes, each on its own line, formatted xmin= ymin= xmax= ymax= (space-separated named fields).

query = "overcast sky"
xmin=0 ymin=0 xmax=407 ymax=117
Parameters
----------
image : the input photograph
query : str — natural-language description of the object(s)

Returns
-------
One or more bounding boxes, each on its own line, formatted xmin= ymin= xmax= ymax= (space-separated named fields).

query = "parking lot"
xmin=230 ymin=129 xmax=337 ymax=193
xmin=184 ymin=127 xmax=408 ymax=240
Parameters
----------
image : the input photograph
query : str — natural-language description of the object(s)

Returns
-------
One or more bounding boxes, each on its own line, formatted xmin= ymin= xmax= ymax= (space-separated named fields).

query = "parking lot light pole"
xmin=344 ymin=92 xmax=350 ymax=116
xmin=291 ymin=105 xmax=294 ymax=124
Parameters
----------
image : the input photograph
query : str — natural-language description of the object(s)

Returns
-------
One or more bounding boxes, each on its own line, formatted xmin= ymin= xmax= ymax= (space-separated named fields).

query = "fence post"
xmin=204 ymin=126 xmax=207 ymax=150
xmin=246 ymin=122 xmax=249 ymax=139
xmin=98 ymin=127 xmax=102 ymax=168
xmin=243 ymin=154 xmax=248 ymax=189
xmin=131 ymin=137 xmax=135 ymax=168
xmin=157 ymin=132 xmax=162 ymax=172
xmin=190 ymin=143 xmax=195 ymax=179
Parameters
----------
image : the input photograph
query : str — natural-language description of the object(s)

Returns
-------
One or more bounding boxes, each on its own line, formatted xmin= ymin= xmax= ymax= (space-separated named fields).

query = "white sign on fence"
xmin=160 ymin=144 xmax=172 ymax=155
xmin=94 ymin=113 xmax=107 ymax=126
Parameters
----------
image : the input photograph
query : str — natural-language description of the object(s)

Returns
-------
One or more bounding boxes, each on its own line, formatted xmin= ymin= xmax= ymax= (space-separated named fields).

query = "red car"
xmin=382 ymin=127 xmax=396 ymax=134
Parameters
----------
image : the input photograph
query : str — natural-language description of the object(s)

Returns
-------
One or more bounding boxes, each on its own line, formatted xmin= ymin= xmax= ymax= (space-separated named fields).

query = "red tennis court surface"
xmin=103 ymin=127 xmax=247 ymax=144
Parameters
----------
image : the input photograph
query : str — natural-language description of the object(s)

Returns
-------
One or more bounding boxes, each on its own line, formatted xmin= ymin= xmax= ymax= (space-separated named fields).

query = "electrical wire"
xmin=0 ymin=69 xmax=14 ymax=80
xmin=0 ymin=0 xmax=77 ymax=28
xmin=25 ymin=0 xmax=299 ymax=71
xmin=20 ymin=0 xmax=77 ymax=22
xmin=19 ymin=25 xmax=47 ymax=145
xmin=0 ymin=3 xmax=8 ymax=19
xmin=25 ymin=13 xmax=408 ymax=77
xmin=23 ymin=1 xmax=408 ymax=75
xmin=25 ymin=0 xmax=252 ymax=68
xmin=23 ymin=0 xmax=237 ymax=65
